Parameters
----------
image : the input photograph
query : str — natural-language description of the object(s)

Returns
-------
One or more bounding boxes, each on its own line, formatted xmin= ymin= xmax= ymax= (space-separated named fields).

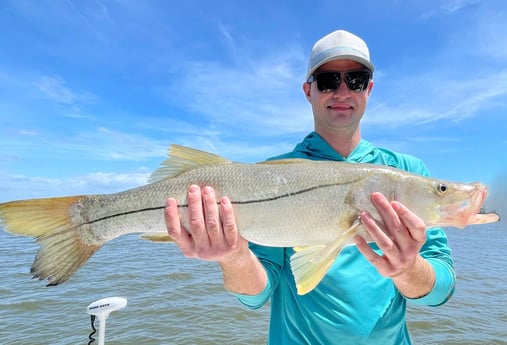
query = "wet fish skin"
xmin=0 ymin=145 xmax=499 ymax=294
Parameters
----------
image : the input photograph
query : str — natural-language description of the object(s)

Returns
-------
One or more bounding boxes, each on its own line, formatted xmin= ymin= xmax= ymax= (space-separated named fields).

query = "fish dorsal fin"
xmin=148 ymin=145 xmax=232 ymax=183
xmin=257 ymin=158 xmax=312 ymax=165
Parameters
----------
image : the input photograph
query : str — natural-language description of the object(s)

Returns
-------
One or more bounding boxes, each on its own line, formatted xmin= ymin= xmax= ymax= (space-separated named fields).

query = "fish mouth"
xmin=464 ymin=184 xmax=488 ymax=225
xmin=439 ymin=183 xmax=487 ymax=228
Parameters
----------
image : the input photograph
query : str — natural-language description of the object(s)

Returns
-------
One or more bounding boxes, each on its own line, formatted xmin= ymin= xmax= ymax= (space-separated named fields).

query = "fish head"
xmin=397 ymin=177 xmax=497 ymax=228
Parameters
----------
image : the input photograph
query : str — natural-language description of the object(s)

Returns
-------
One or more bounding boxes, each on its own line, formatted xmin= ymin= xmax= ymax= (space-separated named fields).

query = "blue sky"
xmin=0 ymin=0 xmax=506 ymax=204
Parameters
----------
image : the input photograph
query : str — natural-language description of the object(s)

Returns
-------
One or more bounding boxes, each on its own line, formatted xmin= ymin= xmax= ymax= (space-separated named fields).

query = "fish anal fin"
xmin=148 ymin=145 xmax=232 ymax=184
xmin=291 ymin=244 xmax=334 ymax=295
xmin=140 ymin=232 xmax=173 ymax=242
xmin=291 ymin=219 xmax=362 ymax=295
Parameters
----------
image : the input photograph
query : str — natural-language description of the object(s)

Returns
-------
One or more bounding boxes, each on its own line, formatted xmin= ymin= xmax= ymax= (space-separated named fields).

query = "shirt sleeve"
xmin=406 ymin=227 xmax=456 ymax=306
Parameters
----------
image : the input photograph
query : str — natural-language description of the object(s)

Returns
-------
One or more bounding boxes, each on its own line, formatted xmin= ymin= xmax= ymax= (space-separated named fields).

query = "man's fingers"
xmin=164 ymin=197 xmax=195 ymax=257
xmin=187 ymin=185 xmax=208 ymax=245
xmin=370 ymin=192 xmax=402 ymax=235
xmin=220 ymin=196 xmax=240 ymax=248
xmin=360 ymin=211 xmax=395 ymax=252
xmin=354 ymin=234 xmax=382 ymax=265
xmin=165 ymin=198 xmax=181 ymax=237
xmin=202 ymin=186 xmax=225 ymax=247
xmin=391 ymin=201 xmax=426 ymax=242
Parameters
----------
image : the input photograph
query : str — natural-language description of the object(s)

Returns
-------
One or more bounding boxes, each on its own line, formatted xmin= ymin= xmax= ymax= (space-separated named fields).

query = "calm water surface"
xmin=1 ymin=222 xmax=506 ymax=344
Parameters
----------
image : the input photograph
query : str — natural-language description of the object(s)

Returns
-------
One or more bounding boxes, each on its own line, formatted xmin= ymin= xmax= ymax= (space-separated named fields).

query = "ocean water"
xmin=0 ymin=222 xmax=506 ymax=345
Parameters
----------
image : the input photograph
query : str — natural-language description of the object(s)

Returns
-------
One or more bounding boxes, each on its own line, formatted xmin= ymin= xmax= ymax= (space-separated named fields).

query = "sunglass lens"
xmin=315 ymin=73 xmax=341 ymax=92
xmin=345 ymin=71 xmax=371 ymax=92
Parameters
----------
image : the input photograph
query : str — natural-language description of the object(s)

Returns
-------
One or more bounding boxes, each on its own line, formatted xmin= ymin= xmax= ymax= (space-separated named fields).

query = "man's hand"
xmin=164 ymin=185 xmax=267 ymax=295
xmin=164 ymin=184 xmax=247 ymax=263
xmin=354 ymin=192 xmax=435 ymax=298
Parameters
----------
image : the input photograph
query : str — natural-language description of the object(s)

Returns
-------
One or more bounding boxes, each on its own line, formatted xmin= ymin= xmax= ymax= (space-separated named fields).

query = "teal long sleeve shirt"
xmin=232 ymin=132 xmax=455 ymax=345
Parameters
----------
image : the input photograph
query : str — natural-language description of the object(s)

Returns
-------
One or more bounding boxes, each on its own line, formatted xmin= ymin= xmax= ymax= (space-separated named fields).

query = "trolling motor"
xmin=86 ymin=297 xmax=127 ymax=345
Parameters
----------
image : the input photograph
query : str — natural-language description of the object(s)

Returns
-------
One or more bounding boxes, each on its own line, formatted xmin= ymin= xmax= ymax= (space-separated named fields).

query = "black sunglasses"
xmin=308 ymin=70 xmax=372 ymax=93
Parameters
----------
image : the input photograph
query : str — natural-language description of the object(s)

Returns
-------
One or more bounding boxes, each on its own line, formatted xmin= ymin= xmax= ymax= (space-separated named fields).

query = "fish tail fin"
xmin=0 ymin=196 xmax=101 ymax=286
xmin=290 ymin=220 xmax=362 ymax=295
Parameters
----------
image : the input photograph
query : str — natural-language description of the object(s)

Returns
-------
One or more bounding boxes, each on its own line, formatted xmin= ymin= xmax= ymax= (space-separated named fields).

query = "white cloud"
xmin=440 ymin=0 xmax=480 ymax=13
xmin=367 ymin=69 xmax=507 ymax=127
xmin=166 ymin=44 xmax=311 ymax=138
xmin=367 ymin=6 xmax=507 ymax=129
xmin=0 ymin=170 xmax=150 ymax=202
xmin=17 ymin=130 xmax=39 ymax=136
xmin=34 ymin=76 xmax=96 ymax=105
xmin=420 ymin=0 xmax=481 ymax=18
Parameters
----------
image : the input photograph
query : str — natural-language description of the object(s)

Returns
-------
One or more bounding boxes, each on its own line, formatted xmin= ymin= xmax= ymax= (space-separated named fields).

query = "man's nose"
xmin=332 ymin=79 xmax=350 ymax=97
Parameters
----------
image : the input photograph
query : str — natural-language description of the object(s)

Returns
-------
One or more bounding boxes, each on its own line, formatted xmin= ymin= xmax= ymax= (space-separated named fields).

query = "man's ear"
xmin=303 ymin=82 xmax=312 ymax=101
xmin=366 ymin=79 xmax=374 ymax=96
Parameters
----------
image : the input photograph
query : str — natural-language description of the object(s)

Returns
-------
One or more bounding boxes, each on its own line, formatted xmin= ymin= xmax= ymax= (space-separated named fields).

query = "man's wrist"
xmin=392 ymin=255 xmax=435 ymax=299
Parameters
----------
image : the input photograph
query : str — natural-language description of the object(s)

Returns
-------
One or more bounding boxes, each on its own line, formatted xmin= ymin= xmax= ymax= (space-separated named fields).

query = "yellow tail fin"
xmin=0 ymin=196 xmax=100 ymax=286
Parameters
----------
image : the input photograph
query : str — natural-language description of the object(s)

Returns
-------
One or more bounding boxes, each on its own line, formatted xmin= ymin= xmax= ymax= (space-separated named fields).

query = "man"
xmin=164 ymin=30 xmax=455 ymax=344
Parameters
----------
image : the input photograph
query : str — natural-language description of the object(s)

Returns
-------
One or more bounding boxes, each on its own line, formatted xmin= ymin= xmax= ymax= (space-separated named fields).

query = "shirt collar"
xmin=293 ymin=132 xmax=378 ymax=163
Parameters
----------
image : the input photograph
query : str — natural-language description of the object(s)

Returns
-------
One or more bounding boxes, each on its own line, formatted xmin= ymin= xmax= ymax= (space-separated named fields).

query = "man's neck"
xmin=316 ymin=129 xmax=361 ymax=158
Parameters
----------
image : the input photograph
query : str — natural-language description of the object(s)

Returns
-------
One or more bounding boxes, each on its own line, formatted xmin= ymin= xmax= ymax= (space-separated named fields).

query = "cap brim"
xmin=306 ymin=54 xmax=374 ymax=80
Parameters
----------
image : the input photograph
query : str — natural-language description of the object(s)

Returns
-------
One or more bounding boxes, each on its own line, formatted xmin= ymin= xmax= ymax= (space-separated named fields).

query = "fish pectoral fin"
xmin=148 ymin=145 xmax=233 ymax=184
xmin=140 ymin=232 xmax=174 ymax=242
xmin=290 ymin=220 xmax=362 ymax=295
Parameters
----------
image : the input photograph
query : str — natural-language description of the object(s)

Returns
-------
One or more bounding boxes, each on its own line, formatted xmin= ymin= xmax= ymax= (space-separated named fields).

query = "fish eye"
xmin=437 ymin=183 xmax=448 ymax=194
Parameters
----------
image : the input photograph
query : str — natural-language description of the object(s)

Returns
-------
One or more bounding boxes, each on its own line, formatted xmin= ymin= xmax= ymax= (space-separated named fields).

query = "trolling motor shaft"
xmin=86 ymin=297 xmax=127 ymax=345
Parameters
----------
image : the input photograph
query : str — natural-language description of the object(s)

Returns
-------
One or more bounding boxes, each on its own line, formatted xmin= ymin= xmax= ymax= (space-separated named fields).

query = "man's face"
xmin=304 ymin=59 xmax=373 ymax=136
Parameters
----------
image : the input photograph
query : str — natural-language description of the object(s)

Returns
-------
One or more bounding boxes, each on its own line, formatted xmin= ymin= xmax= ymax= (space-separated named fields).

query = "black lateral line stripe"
xmin=85 ymin=183 xmax=339 ymax=225
xmin=86 ymin=206 xmax=167 ymax=225
xmin=229 ymin=183 xmax=336 ymax=205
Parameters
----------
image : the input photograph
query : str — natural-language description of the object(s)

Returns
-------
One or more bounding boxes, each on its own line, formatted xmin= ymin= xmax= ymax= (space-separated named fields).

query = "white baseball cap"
xmin=306 ymin=30 xmax=374 ymax=80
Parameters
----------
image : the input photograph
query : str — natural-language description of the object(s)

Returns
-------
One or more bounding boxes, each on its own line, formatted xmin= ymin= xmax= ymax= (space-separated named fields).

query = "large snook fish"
xmin=0 ymin=145 xmax=500 ymax=295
